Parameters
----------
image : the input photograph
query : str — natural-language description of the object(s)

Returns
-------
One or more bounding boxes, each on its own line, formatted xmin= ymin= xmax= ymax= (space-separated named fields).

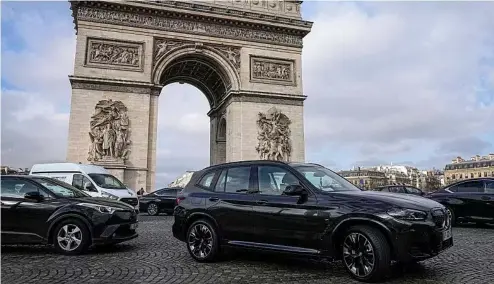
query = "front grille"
xmin=431 ymin=208 xmax=447 ymax=229
xmin=120 ymin=198 xmax=138 ymax=206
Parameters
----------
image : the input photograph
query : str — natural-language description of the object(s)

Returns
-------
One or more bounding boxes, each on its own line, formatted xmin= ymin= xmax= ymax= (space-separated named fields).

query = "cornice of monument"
xmin=69 ymin=1 xmax=312 ymax=47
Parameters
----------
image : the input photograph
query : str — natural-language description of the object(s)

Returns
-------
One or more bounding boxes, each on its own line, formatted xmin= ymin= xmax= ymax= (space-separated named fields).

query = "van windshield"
xmin=88 ymin=174 xmax=127 ymax=190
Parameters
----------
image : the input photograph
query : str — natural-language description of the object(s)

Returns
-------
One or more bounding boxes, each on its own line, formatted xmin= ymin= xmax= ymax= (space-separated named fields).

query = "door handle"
xmin=256 ymin=200 xmax=268 ymax=205
xmin=209 ymin=197 xmax=219 ymax=202
xmin=481 ymin=196 xmax=491 ymax=201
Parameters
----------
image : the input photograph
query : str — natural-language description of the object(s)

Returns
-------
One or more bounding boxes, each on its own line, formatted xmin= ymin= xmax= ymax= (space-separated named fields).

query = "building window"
xmin=459 ymin=174 xmax=463 ymax=179
xmin=484 ymin=172 xmax=488 ymax=177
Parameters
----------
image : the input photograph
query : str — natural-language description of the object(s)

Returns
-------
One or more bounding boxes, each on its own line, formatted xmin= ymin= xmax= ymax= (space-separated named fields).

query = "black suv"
xmin=173 ymin=161 xmax=453 ymax=282
xmin=1 ymin=175 xmax=138 ymax=255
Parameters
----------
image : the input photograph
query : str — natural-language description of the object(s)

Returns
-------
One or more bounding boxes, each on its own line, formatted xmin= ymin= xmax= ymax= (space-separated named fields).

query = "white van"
xmin=29 ymin=163 xmax=139 ymax=210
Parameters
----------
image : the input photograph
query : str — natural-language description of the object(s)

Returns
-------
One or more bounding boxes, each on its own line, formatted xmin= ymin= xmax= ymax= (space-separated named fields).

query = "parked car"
xmin=425 ymin=178 xmax=494 ymax=226
xmin=139 ymin=187 xmax=180 ymax=216
xmin=29 ymin=163 xmax=139 ymax=211
xmin=374 ymin=185 xmax=425 ymax=196
xmin=1 ymin=175 xmax=138 ymax=255
xmin=172 ymin=160 xmax=453 ymax=282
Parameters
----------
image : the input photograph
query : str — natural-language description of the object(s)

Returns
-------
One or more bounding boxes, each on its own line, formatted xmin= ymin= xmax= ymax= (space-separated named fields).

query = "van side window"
xmin=72 ymin=174 xmax=95 ymax=192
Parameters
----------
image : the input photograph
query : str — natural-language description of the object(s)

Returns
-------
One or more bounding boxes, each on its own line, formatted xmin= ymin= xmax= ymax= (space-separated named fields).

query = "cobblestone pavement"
xmin=2 ymin=215 xmax=494 ymax=284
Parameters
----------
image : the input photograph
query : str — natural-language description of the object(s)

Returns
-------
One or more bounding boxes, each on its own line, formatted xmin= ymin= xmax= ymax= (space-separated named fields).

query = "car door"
xmin=72 ymin=174 xmax=99 ymax=197
xmin=154 ymin=188 xmax=179 ymax=212
xmin=449 ymin=180 xmax=487 ymax=221
xmin=249 ymin=165 xmax=327 ymax=251
xmin=203 ymin=166 xmax=257 ymax=243
xmin=1 ymin=177 xmax=22 ymax=241
xmin=0 ymin=177 xmax=57 ymax=243
xmin=481 ymin=180 xmax=494 ymax=222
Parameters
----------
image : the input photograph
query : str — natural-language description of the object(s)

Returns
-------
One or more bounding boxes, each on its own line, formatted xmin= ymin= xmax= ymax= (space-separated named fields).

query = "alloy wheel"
xmin=56 ymin=224 xmax=83 ymax=252
xmin=187 ymin=224 xmax=213 ymax=259
xmin=343 ymin=232 xmax=375 ymax=278
xmin=147 ymin=203 xmax=158 ymax=215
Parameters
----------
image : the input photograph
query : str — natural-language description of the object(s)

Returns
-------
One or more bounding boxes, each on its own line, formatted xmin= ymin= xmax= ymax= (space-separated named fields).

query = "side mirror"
xmin=24 ymin=191 xmax=44 ymax=202
xmin=283 ymin=184 xmax=307 ymax=196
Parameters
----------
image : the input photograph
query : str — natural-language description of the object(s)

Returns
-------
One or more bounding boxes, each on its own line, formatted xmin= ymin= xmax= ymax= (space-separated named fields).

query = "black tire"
xmin=446 ymin=206 xmax=456 ymax=227
xmin=186 ymin=219 xmax=220 ymax=262
xmin=341 ymin=225 xmax=391 ymax=282
xmin=147 ymin=203 xmax=159 ymax=216
xmin=52 ymin=218 xmax=91 ymax=255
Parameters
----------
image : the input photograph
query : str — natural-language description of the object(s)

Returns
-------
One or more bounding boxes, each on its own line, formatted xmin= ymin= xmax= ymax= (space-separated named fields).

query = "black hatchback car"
xmin=1 ymin=175 xmax=138 ymax=255
xmin=425 ymin=178 xmax=494 ymax=226
xmin=374 ymin=185 xmax=425 ymax=196
xmin=172 ymin=161 xmax=453 ymax=282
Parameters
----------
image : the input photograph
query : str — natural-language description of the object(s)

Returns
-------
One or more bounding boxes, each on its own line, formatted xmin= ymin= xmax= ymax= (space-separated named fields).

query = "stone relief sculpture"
xmin=216 ymin=46 xmax=241 ymax=71
xmin=77 ymin=7 xmax=303 ymax=47
xmin=154 ymin=39 xmax=185 ymax=63
xmin=252 ymin=57 xmax=292 ymax=82
xmin=255 ymin=107 xmax=292 ymax=162
xmin=88 ymin=99 xmax=131 ymax=163
xmin=87 ymin=39 xmax=141 ymax=68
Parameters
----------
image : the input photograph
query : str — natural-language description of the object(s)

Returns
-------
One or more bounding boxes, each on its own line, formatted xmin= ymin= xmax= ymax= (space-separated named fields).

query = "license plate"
xmin=442 ymin=228 xmax=452 ymax=241
xmin=130 ymin=223 xmax=138 ymax=230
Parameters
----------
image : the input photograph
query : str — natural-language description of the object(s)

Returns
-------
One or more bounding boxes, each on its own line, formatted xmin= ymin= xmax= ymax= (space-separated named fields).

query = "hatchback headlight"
xmin=387 ymin=208 xmax=427 ymax=221
xmin=77 ymin=203 xmax=122 ymax=214
xmin=101 ymin=191 xmax=119 ymax=200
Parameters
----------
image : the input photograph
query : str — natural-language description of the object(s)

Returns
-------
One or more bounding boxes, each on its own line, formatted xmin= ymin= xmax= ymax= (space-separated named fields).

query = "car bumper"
xmin=93 ymin=221 xmax=139 ymax=245
xmin=392 ymin=222 xmax=453 ymax=262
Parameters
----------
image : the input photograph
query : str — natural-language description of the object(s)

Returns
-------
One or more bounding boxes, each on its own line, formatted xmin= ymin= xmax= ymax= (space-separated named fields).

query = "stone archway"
xmin=66 ymin=0 xmax=313 ymax=192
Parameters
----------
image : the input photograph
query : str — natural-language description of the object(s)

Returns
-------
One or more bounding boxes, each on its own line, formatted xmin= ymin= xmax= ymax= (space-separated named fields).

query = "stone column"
xmin=146 ymin=88 xmax=160 ymax=192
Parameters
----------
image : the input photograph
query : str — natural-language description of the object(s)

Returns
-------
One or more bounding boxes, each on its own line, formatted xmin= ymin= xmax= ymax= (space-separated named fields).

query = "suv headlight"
xmin=77 ymin=203 xmax=122 ymax=214
xmin=101 ymin=191 xmax=119 ymax=200
xmin=387 ymin=208 xmax=427 ymax=221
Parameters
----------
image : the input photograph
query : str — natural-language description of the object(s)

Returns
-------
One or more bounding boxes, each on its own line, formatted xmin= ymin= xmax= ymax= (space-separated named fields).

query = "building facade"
xmin=444 ymin=154 xmax=494 ymax=185
xmin=339 ymin=169 xmax=388 ymax=190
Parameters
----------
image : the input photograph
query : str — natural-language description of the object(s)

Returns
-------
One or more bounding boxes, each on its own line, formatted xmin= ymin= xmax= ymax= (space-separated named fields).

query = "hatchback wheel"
xmin=341 ymin=225 xmax=391 ymax=282
xmin=186 ymin=219 xmax=219 ymax=262
xmin=52 ymin=218 xmax=90 ymax=255
xmin=147 ymin=203 xmax=159 ymax=216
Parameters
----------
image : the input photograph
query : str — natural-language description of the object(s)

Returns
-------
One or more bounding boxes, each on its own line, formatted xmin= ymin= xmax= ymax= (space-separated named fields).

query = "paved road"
xmin=2 ymin=215 xmax=494 ymax=284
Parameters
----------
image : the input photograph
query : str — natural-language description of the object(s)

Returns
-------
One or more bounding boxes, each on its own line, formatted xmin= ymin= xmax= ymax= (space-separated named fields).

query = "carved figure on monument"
xmin=255 ymin=107 xmax=292 ymax=162
xmin=88 ymin=99 xmax=131 ymax=163
xmin=88 ymin=41 xmax=140 ymax=67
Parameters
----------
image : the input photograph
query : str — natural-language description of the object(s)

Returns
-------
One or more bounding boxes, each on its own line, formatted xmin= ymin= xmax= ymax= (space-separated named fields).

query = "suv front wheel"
xmin=341 ymin=225 xmax=391 ymax=282
xmin=186 ymin=219 xmax=220 ymax=262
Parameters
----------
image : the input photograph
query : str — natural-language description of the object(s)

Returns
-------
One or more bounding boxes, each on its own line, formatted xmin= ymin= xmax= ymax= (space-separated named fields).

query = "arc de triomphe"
xmin=66 ymin=0 xmax=313 ymax=192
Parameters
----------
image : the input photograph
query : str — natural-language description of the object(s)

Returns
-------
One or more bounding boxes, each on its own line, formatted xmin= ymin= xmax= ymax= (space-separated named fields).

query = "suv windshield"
xmin=88 ymin=174 xmax=126 ymax=190
xmin=293 ymin=164 xmax=361 ymax=192
xmin=33 ymin=177 xmax=89 ymax=198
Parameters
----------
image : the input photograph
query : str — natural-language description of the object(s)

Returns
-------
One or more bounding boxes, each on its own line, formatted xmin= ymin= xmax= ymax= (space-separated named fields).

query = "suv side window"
xmin=406 ymin=187 xmax=422 ymax=195
xmin=258 ymin=166 xmax=299 ymax=196
xmin=214 ymin=167 xmax=251 ymax=193
xmin=197 ymin=171 xmax=217 ymax=190
xmin=452 ymin=181 xmax=483 ymax=193
xmin=389 ymin=186 xmax=405 ymax=193
xmin=155 ymin=188 xmax=177 ymax=196
xmin=0 ymin=178 xmax=50 ymax=199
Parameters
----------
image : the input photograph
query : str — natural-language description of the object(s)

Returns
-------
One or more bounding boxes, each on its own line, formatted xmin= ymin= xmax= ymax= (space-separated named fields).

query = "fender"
xmin=326 ymin=216 xmax=394 ymax=250
xmin=185 ymin=211 xmax=222 ymax=236
xmin=46 ymin=212 xmax=94 ymax=241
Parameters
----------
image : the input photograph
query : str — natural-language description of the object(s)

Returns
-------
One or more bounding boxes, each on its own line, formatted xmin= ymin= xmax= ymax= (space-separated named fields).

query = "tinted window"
xmin=155 ymin=188 xmax=177 ymax=196
xmin=215 ymin=170 xmax=227 ymax=192
xmin=406 ymin=187 xmax=422 ymax=195
xmin=389 ymin=187 xmax=405 ymax=193
xmin=0 ymin=178 xmax=48 ymax=199
xmin=33 ymin=177 xmax=88 ymax=198
xmin=485 ymin=181 xmax=494 ymax=193
xmin=258 ymin=166 xmax=300 ymax=196
xmin=452 ymin=181 xmax=483 ymax=193
xmin=377 ymin=187 xmax=389 ymax=192
xmin=88 ymin=174 xmax=126 ymax=190
xmin=294 ymin=165 xmax=360 ymax=192
xmin=223 ymin=167 xmax=251 ymax=193
xmin=197 ymin=171 xmax=217 ymax=190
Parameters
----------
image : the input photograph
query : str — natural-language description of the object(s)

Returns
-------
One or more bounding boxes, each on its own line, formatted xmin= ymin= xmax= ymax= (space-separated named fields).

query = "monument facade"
xmin=66 ymin=0 xmax=313 ymax=192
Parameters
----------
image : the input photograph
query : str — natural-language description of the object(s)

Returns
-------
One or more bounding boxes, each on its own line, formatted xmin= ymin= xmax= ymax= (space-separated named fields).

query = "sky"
xmin=1 ymin=1 xmax=494 ymax=187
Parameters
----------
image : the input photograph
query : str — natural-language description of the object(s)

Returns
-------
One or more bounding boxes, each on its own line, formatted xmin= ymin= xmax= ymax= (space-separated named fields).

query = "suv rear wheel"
xmin=186 ymin=219 xmax=220 ymax=262
xmin=341 ymin=225 xmax=391 ymax=282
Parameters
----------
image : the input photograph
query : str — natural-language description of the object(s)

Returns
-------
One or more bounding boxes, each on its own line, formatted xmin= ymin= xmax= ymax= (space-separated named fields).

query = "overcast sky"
xmin=2 ymin=1 xmax=494 ymax=187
